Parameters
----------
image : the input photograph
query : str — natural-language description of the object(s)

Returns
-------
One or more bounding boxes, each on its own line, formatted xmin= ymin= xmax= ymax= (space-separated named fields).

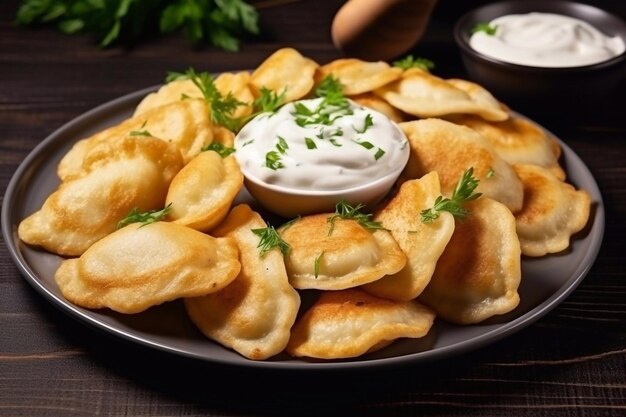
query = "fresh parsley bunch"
xmin=15 ymin=0 xmax=259 ymax=51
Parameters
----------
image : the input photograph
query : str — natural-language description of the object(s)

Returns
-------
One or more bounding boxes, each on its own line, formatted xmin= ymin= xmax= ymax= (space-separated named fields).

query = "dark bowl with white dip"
xmin=454 ymin=0 xmax=626 ymax=108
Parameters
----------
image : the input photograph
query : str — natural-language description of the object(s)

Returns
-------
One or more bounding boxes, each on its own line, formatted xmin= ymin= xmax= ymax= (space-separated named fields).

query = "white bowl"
xmin=240 ymin=157 xmax=409 ymax=219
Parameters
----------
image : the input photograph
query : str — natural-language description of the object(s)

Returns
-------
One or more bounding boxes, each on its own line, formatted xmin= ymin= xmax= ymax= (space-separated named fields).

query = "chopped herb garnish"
xmin=129 ymin=121 xmax=152 ymax=137
xmin=201 ymin=142 xmax=236 ymax=157
xmin=242 ymin=139 xmax=255 ymax=147
xmin=292 ymin=75 xmax=353 ymax=127
xmin=166 ymin=67 xmax=244 ymax=131
xmin=305 ymin=137 xmax=317 ymax=149
xmin=392 ymin=55 xmax=435 ymax=71
xmin=327 ymin=200 xmax=385 ymax=235
xmin=252 ymin=225 xmax=290 ymax=256
xmin=421 ymin=168 xmax=482 ymax=223
xmin=486 ymin=167 xmax=495 ymax=178
xmin=276 ymin=136 xmax=289 ymax=154
xmin=353 ymin=114 xmax=374 ymax=134
xmin=253 ymin=86 xmax=286 ymax=113
xmin=265 ymin=150 xmax=284 ymax=170
xmin=471 ymin=22 xmax=498 ymax=36
xmin=117 ymin=203 xmax=172 ymax=229
xmin=314 ymin=251 xmax=325 ymax=278
xmin=374 ymin=148 xmax=386 ymax=160
xmin=354 ymin=140 xmax=375 ymax=150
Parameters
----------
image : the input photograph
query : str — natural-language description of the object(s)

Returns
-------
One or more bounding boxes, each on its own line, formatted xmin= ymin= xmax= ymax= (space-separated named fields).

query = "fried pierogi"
xmin=513 ymin=164 xmax=591 ymax=257
xmin=286 ymin=289 xmax=435 ymax=359
xmin=166 ymin=150 xmax=243 ymax=232
xmin=249 ymin=47 xmax=319 ymax=103
xmin=55 ymin=222 xmax=241 ymax=314
xmin=316 ymin=58 xmax=402 ymax=95
xmin=350 ymin=92 xmax=406 ymax=122
xmin=419 ymin=197 xmax=521 ymax=324
xmin=58 ymin=99 xmax=213 ymax=179
xmin=374 ymin=68 xmax=509 ymax=121
xmin=364 ymin=172 xmax=455 ymax=301
xmin=446 ymin=114 xmax=566 ymax=180
xmin=400 ymin=118 xmax=524 ymax=213
xmin=185 ymin=204 xmax=300 ymax=360
xmin=134 ymin=71 xmax=254 ymax=118
xmin=279 ymin=214 xmax=406 ymax=290
xmin=19 ymin=135 xmax=183 ymax=256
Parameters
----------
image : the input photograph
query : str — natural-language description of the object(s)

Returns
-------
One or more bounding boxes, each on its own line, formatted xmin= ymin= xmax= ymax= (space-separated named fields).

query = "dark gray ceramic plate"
xmin=1 ymin=86 xmax=605 ymax=371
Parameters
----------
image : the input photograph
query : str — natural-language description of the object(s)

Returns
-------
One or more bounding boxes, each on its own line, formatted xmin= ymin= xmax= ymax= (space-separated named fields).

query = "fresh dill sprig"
xmin=327 ymin=200 xmax=385 ymax=235
xmin=421 ymin=168 xmax=482 ymax=223
xmin=252 ymin=225 xmax=290 ymax=256
xmin=117 ymin=203 xmax=172 ymax=229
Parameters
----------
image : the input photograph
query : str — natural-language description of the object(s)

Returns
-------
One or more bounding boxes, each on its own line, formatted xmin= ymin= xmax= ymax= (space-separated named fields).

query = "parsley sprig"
xmin=471 ymin=22 xmax=498 ymax=36
xmin=292 ymin=75 xmax=353 ymax=127
xmin=117 ymin=203 xmax=172 ymax=229
xmin=421 ymin=168 xmax=482 ymax=223
xmin=252 ymin=225 xmax=290 ymax=256
xmin=167 ymin=67 xmax=245 ymax=131
xmin=16 ymin=0 xmax=259 ymax=51
xmin=327 ymin=200 xmax=385 ymax=235
xmin=392 ymin=55 xmax=435 ymax=72
xmin=201 ymin=142 xmax=235 ymax=157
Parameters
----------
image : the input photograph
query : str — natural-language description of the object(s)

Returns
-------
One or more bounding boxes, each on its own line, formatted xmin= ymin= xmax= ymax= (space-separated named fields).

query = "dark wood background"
xmin=1 ymin=0 xmax=625 ymax=415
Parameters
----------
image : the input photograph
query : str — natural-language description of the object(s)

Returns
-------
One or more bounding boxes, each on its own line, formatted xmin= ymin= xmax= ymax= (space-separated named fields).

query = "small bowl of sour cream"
xmin=234 ymin=97 xmax=410 ymax=218
xmin=454 ymin=0 xmax=626 ymax=107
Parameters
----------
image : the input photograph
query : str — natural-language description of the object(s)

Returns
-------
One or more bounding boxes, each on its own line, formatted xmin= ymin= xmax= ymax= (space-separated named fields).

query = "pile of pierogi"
xmin=18 ymin=48 xmax=592 ymax=361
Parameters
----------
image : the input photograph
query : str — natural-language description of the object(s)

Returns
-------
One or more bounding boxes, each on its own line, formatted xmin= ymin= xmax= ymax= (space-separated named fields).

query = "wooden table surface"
xmin=1 ymin=0 xmax=625 ymax=416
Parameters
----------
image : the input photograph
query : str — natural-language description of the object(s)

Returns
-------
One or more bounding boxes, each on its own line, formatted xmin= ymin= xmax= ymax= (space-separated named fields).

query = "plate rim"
xmin=1 ymin=86 xmax=605 ymax=371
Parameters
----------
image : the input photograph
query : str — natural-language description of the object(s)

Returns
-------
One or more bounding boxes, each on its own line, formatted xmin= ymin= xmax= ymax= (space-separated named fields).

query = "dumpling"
xmin=58 ymin=98 xmax=213 ymax=179
xmin=350 ymin=92 xmax=406 ymax=122
xmin=374 ymin=68 xmax=508 ymax=121
xmin=399 ymin=118 xmax=524 ymax=213
xmin=316 ymin=58 xmax=402 ymax=95
xmin=363 ymin=172 xmax=455 ymax=301
xmin=445 ymin=113 xmax=566 ymax=180
xmin=419 ymin=197 xmax=521 ymax=324
xmin=278 ymin=214 xmax=406 ymax=290
xmin=18 ymin=135 xmax=183 ymax=256
xmin=55 ymin=221 xmax=241 ymax=314
xmin=513 ymin=164 xmax=592 ymax=257
xmin=286 ymin=288 xmax=435 ymax=359
xmin=166 ymin=150 xmax=244 ymax=232
xmin=184 ymin=204 xmax=300 ymax=360
xmin=249 ymin=47 xmax=319 ymax=103
xmin=134 ymin=71 xmax=254 ymax=119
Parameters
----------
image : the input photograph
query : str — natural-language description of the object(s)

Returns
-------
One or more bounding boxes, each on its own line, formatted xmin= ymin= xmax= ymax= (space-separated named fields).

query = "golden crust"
xmin=54 ymin=222 xmax=241 ymax=314
xmin=166 ymin=151 xmax=244 ymax=232
xmin=184 ymin=204 xmax=300 ymax=360
xmin=18 ymin=135 xmax=183 ymax=256
xmin=249 ymin=47 xmax=319 ymax=103
xmin=513 ymin=164 xmax=591 ymax=257
xmin=374 ymin=68 xmax=508 ymax=121
xmin=286 ymin=288 xmax=435 ymax=359
xmin=399 ymin=118 xmax=524 ymax=213
xmin=316 ymin=58 xmax=402 ymax=95
xmin=279 ymin=214 xmax=407 ymax=290
xmin=364 ymin=172 xmax=455 ymax=301
xmin=419 ymin=197 xmax=521 ymax=324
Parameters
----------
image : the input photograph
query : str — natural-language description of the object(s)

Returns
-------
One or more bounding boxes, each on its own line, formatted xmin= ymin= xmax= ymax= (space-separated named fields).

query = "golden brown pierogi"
xmin=55 ymin=222 xmax=241 ymax=314
xmin=184 ymin=204 xmax=300 ymax=360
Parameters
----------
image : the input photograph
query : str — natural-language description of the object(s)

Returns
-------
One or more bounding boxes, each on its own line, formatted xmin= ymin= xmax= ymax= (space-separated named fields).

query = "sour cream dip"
xmin=469 ymin=12 xmax=626 ymax=68
xmin=234 ymin=98 xmax=409 ymax=191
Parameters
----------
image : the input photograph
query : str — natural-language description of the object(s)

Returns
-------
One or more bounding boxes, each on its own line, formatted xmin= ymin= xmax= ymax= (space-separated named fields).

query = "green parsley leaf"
xmin=374 ymin=148 xmax=386 ymax=160
xmin=392 ymin=55 xmax=435 ymax=71
xmin=305 ymin=137 xmax=317 ymax=149
xmin=421 ymin=168 xmax=482 ymax=223
xmin=327 ymin=200 xmax=385 ymax=235
xmin=252 ymin=86 xmax=286 ymax=113
xmin=117 ymin=203 xmax=172 ymax=229
xmin=201 ymin=142 xmax=236 ymax=157
xmin=252 ymin=225 xmax=290 ymax=256
xmin=353 ymin=114 xmax=374 ymax=134
xmin=314 ymin=251 xmax=325 ymax=278
xmin=265 ymin=150 xmax=284 ymax=170
xmin=471 ymin=22 xmax=498 ymax=36
xmin=129 ymin=120 xmax=151 ymax=137
xmin=276 ymin=136 xmax=289 ymax=154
